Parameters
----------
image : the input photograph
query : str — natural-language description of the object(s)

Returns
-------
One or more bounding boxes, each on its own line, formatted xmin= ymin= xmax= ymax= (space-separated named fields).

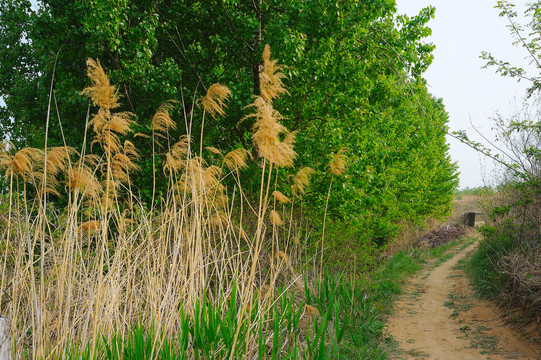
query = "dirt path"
xmin=387 ymin=241 xmax=541 ymax=360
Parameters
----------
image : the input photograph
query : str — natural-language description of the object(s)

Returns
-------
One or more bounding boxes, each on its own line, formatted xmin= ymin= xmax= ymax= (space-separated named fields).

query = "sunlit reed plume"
xmin=83 ymin=59 xmax=134 ymax=159
xmin=112 ymin=150 xmax=140 ymax=185
xmin=246 ymin=97 xmax=297 ymax=167
xmin=272 ymin=190 xmax=290 ymax=204
xmin=330 ymin=148 xmax=348 ymax=176
xmin=68 ymin=165 xmax=101 ymax=198
xmin=68 ymin=154 xmax=101 ymax=198
xmin=81 ymin=59 xmax=120 ymax=110
xmin=174 ymin=156 xmax=228 ymax=209
xmin=291 ymin=167 xmax=314 ymax=195
xmin=206 ymin=147 xmax=223 ymax=156
xmin=0 ymin=147 xmax=44 ymax=181
xmin=223 ymin=148 xmax=250 ymax=171
xmin=38 ymin=146 xmax=77 ymax=196
xmin=269 ymin=209 xmax=283 ymax=226
xmin=199 ymin=84 xmax=231 ymax=119
xmin=260 ymin=44 xmax=288 ymax=102
xmin=152 ymin=100 xmax=178 ymax=140
xmin=45 ymin=146 xmax=76 ymax=177
xmin=164 ymin=135 xmax=191 ymax=174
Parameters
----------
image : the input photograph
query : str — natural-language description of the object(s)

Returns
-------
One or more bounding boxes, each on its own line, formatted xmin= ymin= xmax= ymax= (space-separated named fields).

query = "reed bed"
xmin=0 ymin=46 xmax=356 ymax=359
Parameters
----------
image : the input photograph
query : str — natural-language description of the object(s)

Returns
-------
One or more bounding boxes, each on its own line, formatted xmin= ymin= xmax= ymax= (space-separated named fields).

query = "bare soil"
xmin=387 ymin=241 xmax=541 ymax=360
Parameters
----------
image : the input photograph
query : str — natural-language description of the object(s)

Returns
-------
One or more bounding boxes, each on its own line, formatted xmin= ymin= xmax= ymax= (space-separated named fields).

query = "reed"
xmin=0 ymin=46 xmax=348 ymax=358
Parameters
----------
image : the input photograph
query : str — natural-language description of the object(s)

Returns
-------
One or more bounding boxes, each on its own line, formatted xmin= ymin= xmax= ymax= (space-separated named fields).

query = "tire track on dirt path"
xmin=387 ymin=240 xmax=541 ymax=360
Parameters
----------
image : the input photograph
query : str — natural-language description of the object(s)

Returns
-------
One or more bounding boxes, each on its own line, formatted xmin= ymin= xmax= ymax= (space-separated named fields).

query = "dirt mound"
xmin=418 ymin=223 xmax=467 ymax=248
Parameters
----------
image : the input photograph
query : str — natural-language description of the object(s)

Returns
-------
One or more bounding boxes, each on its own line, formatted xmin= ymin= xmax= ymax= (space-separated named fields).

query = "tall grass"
xmin=0 ymin=46 xmax=339 ymax=358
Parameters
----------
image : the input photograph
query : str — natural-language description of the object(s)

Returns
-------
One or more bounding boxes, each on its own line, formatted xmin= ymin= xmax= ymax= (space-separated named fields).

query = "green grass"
xmin=466 ymin=235 xmax=513 ymax=299
xmin=431 ymin=238 xmax=474 ymax=267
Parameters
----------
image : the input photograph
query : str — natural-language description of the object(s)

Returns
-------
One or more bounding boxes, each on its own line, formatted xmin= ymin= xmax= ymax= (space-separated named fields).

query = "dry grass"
xmin=385 ymin=191 xmax=482 ymax=255
xmin=451 ymin=194 xmax=482 ymax=223
xmin=384 ymin=218 xmax=443 ymax=255
xmin=0 ymin=48 xmax=331 ymax=358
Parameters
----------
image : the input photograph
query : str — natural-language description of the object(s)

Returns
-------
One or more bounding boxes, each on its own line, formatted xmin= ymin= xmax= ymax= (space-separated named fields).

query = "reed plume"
xmin=243 ymin=45 xmax=297 ymax=168
xmin=272 ymin=190 xmax=290 ymax=204
xmin=112 ymin=152 xmax=140 ymax=185
xmin=206 ymin=147 xmax=223 ymax=156
xmin=246 ymin=97 xmax=297 ymax=167
xmin=0 ymin=147 xmax=44 ymax=181
xmin=111 ymin=140 xmax=140 ymax=184
xmin=81 ymin=59 xmax=119 ymax=110
xmin=269 ymin=209 xmax=283 ymax=226
xmin=68 ymin=165 xmax=101 ymax=198
xmin=37 ymin=146 xmax=77 ymax=196
xmin=260 ymin=44 xmax=288 ymax=102
xmin=199 ymin=84 xmax=231 ymax=119
xmin=164 ymin=135 xmax=191 ymax=174
xmin=45 ymin=146 xmax=76 ymax=177
xmin=198 ymin=83 xmax=231 ymax=156
xmin=330 ymin=148 xmax=348 ymax=176
xmin=68 ymin=155 xmax=101 ymax=197
xmin=152 ymin=100 xmax=178 ymax=140
xmin=83 ymin=58 xmax=135 ymax=159
xmin=223 ymin=148 xmax=250 ymax=171
xmin=291 ymin=167 xmax=314 ymax=195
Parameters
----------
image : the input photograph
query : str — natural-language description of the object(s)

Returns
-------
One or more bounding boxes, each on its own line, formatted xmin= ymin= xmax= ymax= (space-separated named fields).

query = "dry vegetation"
xmin=469 ymin=185 xmax=541 ymax=323
xmin=0 ymin=46 xmax=346 ymax=358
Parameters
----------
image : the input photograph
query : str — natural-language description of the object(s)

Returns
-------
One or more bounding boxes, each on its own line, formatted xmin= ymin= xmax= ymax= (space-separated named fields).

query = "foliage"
xmin=480 ymin=1 xmax=541 ymax=97
xmin=0 ymin=0 xmax=458 ymax=252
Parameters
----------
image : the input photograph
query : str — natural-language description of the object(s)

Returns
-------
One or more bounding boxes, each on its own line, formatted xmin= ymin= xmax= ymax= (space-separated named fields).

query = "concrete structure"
xmin=0 ymin=316 xmax=11 ymax=360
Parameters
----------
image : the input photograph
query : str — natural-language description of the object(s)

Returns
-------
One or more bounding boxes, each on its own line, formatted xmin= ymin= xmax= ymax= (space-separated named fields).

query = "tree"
xmin=0 ymin=0 xmax=458 ymax=249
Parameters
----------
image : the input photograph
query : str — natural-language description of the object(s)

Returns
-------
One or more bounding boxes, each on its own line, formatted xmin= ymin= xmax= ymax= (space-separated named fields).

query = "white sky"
xmin=396 ymin=0 xmax=532 ymax=188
